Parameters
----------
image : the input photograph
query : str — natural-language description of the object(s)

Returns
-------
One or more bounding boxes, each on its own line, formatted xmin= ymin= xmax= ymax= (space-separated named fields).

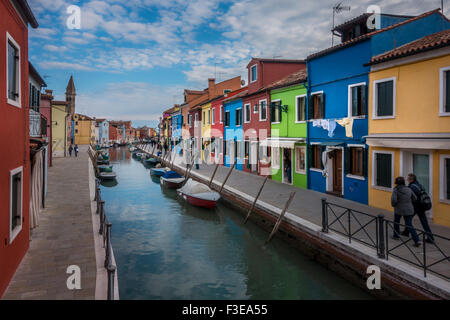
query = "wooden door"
xmin=333 ymin=149 xmax=342 ymax=194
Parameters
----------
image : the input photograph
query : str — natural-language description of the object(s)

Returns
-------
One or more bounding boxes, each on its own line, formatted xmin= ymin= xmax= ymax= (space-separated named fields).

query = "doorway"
xmin=250 ymin=141 xmax=258 ymax=172
xmin=327 ymin=148 xmax=343 ymax=195
xmin=282 ymin=148 xmax=292 ymax=184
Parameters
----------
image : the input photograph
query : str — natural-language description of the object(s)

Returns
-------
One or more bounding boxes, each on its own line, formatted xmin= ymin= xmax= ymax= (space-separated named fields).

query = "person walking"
xmin=403 ymin=173 xmax=435 ymax=243
xmin=68 ymin=144 xmax=73 ymax=157
xmin=391 ymin=177 xmax=421 ymax=247
xmin=74 ymin=144 xmax=79 ymax=157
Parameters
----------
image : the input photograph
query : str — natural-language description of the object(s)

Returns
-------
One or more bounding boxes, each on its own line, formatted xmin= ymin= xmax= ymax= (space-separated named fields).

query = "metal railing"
xmin=321 ymin=198 xmax=450 ymax=280
xmin=94 ymin=178 xmax=117 ymax=300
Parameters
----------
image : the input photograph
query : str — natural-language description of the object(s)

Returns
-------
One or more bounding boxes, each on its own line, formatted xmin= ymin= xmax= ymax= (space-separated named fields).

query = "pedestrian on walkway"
xmin=68 ymin=144 xmax=73 ymax=157
xmin=402 ymin=173 xmax=435 ymax=243
xmin=74 ymin=144 xmax=79 ymax=157
xmin=391 ymin=176 xmax=421 ymax=247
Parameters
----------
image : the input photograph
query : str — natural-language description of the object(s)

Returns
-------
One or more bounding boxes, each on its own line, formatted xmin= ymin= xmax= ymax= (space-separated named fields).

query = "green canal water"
xmin=100 ymin=147 xmax=372 ymax=300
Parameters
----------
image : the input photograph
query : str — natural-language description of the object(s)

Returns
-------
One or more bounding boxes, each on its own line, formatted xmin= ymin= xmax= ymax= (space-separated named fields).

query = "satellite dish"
xmin=241 ymin=80 xmax=246 ymax=86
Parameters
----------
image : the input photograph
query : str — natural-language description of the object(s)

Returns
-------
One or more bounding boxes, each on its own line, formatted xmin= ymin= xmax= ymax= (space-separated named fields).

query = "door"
xmin=413 ymin=154 xmax=430 ymax=194
xmin=250 ymin=142 xmax=258 ymax=172
xmin=282 ymin=148 xmax=292 ymax=184
xmin=332 ymin=149 xmax=342 ymax=194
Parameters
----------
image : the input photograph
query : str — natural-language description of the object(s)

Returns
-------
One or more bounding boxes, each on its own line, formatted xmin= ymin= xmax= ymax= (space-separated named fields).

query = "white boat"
xmin=177 ymin=179 xmax=220 ymax=209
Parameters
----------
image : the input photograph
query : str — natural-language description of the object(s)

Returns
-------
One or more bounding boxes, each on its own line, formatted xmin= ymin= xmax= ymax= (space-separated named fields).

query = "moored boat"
xmin=144 ymin=157 xmax=159 ymax=165
xmin=177 ymin=179 xmax=220 ymax=209
xmin=160 ymin=171 xmax=185 ymax=189
xmin=150 ymin=167 xmax=170 ymax=177
xmin=98 ymin=164 xmax=113 ymax=172
xmin=99 ymin=171 xmax=117 ymax=180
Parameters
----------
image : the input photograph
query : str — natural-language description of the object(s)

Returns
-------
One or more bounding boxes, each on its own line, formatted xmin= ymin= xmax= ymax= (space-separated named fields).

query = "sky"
xmin=28 ymin=0 xmax=449 ymax=128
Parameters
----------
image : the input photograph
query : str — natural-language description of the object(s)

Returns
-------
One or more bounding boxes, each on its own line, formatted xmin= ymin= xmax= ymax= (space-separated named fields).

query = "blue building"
xmin=306 ymin=9 xmax=450 ymax=204
xmin=97 ymin=119 xmax=109 ymax=145
xmin=223 ymin=90 xmax=247 ymax=170
xmin=171 ymin=107 xmax=183 ymax=152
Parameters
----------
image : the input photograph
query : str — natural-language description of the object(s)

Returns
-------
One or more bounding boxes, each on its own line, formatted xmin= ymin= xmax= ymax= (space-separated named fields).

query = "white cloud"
xmin=38 ymin=61 xmax=94 ymax=71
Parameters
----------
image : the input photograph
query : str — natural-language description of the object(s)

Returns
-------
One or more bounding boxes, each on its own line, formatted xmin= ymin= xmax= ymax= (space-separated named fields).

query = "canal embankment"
xmin=138 ymin=145 xmax=450 ymax=300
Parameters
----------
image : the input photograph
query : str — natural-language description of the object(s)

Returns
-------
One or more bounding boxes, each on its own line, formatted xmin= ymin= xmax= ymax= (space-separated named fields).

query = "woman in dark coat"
xmin=391 ymin=177 xmax=421 ymax=246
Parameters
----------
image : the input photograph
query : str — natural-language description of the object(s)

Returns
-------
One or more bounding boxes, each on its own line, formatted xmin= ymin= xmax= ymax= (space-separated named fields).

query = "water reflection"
xmin=101 ymin=179 xmax=118 ymax=188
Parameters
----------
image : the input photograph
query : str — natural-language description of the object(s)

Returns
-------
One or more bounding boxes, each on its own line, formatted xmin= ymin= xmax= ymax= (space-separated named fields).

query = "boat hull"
xmin=161 ymin=178 xmax=184 ymax=189
xmin=177 ymin=191 xmax=218 ymax=209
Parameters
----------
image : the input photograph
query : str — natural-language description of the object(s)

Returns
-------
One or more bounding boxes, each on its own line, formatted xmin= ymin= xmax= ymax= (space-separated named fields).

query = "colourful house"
xmin=73 ymin=113 xmax=93 ymax=145
xmin=306 ymin=10 xmax=450 ymax=204
xmin=365 ymin=30 xmax=450 ymax=227
xmin=51 ymin=101 xmax=70 ymax=157
xmin=201 ymin=102 xmax=212 ymax=162
xmin=266 ymin=70 xmax=308 ymax=188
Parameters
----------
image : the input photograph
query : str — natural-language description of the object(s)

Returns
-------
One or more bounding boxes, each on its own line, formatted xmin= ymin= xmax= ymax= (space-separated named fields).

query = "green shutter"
xmin=344 ymin=147 xmax=351 ymax=174
xmin=278 ymin=101 xmax=282 ymax=123
xmin=308 ymin=95 xmax=314 ymax=120
xmin=320 ymin=146 xmax=326 ymax=170
xmin=377 ymin=81 xmax=393 ymax=116
xmin=446 ymin=71 xmax=450 ymax=113
xmin=351 ymin=87 xmax=358 ymax=117
xmin=376 ymin=153 xmax=391 ymax=188
xmin=308 ymin=145 xmax=313 ymax=168
xmin=361 ymin=85 xmax=367 ymax=116
xmin=320 ymin=93 xmax=325 ymax=119
xmin=362 ymin=147 xmax=368 ymax=177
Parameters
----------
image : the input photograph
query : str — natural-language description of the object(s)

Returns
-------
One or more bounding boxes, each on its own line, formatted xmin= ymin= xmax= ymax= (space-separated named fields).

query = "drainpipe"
xmin=306 ymin=59 xmax=311 ymax=190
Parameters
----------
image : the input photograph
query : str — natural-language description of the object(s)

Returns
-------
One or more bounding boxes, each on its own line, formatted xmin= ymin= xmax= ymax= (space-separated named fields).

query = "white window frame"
xmin=211 ymin=108 xmax=215 ymax=125
xmin=347 ymin=82 xmax=366 ymax=119
xmin=373 ymin=77 xmax=396 ymax=120
xmin=219 ymin=105 xmax=223 ymax=124
xmin=295 ymin=146 xmax=306 ymax=174
xmin=236 ymin=140 xmax=243 ymax=159
xmin=346 ymin=144 xmax=366 ymax=180
xmin=188 ymin=114 xmax=192 ymax=128
xmin=235 ymin=108 xmax=242 ymax=127
xmin=295 ymin=94 xmax=307 ymax=123
xmin=439 ymin=66 xmax=450 ymax=116
xmin=244 ymin=103 xmax=251 ymax=123
xmin=259 ymin=99 xmax=267 ymax=121
xmin=372 ymin=150 xmax=395 ymax=191
xmin=439 ymin=154 xmax=450 ymax=204
xmin=271 ymin=99 xmax=281 ymax=124
xmin=271 ymin=147 xmax=280 ymax=169
xmin=250 ymin=64 xmax=257 ymax=83
xmin=9 ymin=166 xmax=23 ymax=244
xmin=6 ymin=32 xmax=21 ymax=108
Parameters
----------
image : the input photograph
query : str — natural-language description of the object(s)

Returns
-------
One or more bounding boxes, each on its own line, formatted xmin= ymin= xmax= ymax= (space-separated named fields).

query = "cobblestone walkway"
xmin=2 ymin=145 xmax=96 ymax=300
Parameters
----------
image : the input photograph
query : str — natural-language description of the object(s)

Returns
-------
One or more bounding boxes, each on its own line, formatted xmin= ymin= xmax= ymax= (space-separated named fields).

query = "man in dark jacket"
xmin=403 ymin=174 xmax=435 ymax=243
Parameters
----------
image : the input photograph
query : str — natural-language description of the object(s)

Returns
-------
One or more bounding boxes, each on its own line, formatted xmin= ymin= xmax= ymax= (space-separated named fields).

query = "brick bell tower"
xmin=65 ymin=75 xmax=76 ymax=116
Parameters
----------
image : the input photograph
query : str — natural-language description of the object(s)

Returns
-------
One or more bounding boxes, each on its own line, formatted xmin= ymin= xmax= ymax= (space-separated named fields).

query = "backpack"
xmin=411 ymin=183 xmax=432 ymax=211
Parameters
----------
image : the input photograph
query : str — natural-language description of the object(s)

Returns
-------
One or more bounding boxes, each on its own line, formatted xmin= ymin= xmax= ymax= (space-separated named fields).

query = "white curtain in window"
xmin=30 ymin=149 xmax=44 ymax=230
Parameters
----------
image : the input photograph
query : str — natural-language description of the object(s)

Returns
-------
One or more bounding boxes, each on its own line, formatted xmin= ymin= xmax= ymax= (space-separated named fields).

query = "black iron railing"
xmin=94 ymin=178 xmax=117 ymax=299
xmin=321 ymin=198 xmax=450 ymax=280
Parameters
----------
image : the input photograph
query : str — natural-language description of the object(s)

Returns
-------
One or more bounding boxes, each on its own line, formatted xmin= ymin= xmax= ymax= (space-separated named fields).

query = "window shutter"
xmin=351 ymin=87 xmax=358 ymax=117
xmin=361 ymin=85 xmax=367 ymax=116
xmin=320 ymin=146 xmax=326 ymax=170
xmin=446 ymin=71 xmax=450 ymax=112
xmin=446 ymin=159 xmax=450 ymax=199
xmin=344 ymin=146 xmax=351 ymax=174
xmin=362 ymin=147 xmax=368 ymax=177
xmin=278 ymin=101 xmax=282 ymax=122
xmin=308 ymin=145 xmax=313 ymax=168
xmin=320 ymin=93 xmax=325 ymax=119
xmin=270 ymin=102 xmax=275 ymax=122
xmin=308 ymin=95 xmax=314 ymax=120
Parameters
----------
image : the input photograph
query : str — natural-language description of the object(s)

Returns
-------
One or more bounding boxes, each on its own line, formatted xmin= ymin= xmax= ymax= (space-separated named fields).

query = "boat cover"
xmin=162 ymin=171 xmax=183 ymax=179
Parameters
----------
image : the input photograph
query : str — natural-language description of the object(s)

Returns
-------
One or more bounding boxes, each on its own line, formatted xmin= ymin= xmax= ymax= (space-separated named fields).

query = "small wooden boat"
xmin=98 ymin=165 xmax=113 ymax=172
xmin=177 ymin=179 xmax=220 ymax=209
xmin=161 ymin=171 xmax=185 ymax=189
xmin=144 ymin=157 xmax=159 ymax=165
xmin=97 ymin=159 xmax=110 ymax=165
xmin=99 ymin=171 xmax=117 ymax=180
xmin=150 ymin=167 xmax=170 ymax=177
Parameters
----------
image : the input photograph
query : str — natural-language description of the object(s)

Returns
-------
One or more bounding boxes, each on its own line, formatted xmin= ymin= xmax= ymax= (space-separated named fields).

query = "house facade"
xmin=73 ymin=113 xmax=93 ymax=145
xmin=306 ymin=10 xmax=450 ymax=204
xmin=201 ymin=102 xmax=212 ymax=162
xmin=365 ymin=30 xmax=450 ymax=227
xmin=0 ymin=0 xmax=38 ymax=298
xmin=51 ymin=101 xmax=70 ymax=157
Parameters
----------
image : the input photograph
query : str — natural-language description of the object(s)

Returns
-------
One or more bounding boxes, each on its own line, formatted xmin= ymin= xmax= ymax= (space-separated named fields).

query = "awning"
xmin=364 ymin=133 xmax=450 ymax=150
xmin=314 ymin=141 xmax=345 ymax=147
xmin=260 ymin=137 xmax=306 ymax=149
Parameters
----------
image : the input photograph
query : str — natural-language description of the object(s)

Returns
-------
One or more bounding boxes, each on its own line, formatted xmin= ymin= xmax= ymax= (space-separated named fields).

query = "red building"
xmin=242 ymin=58 xmax=306 ymax=175
xmin=109 ymin=123 xmax=119 ymax=143
xmin=0 ymin=0 xmax=38 ymax=297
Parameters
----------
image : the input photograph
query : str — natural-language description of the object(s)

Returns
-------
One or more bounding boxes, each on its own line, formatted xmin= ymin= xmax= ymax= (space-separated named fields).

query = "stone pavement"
xmin=2 ymin=145 xmax=96 ymax=300
xmin=142 ymin=145 xmax=450 ymax=281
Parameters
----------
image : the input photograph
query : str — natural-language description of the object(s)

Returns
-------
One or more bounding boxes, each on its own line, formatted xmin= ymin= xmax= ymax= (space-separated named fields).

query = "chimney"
xmin=208 ymin=78 xmax=215 ymax=99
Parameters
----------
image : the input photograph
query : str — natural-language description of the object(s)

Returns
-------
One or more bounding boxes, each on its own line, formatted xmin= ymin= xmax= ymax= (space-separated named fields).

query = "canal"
xmin=100 ymin=147 xmax=372 ymax=300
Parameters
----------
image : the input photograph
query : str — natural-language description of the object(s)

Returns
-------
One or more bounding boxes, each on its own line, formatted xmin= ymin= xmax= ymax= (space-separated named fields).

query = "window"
xmin=224 ymin=89 xmax=231 ymax=94
xmin=271 ymin=147 xmax=280 ymax=169
xmin=440 ymin=155 xmax=450 ymax=202
xmin=224 ymin=111 xmax=230 ymax=127
xmin=10 ymin=167 xmax=23 ymax=243
xmin=439 ymin=66 xmax=450 ymax=116
xmin=254 ymin=103 xmax=258 ymax=113
xmin=29 ymin=83 xmax=40 ymax=112
xmin=244 ymin=104 xmax=251 ymax=123
xmin=208 ymin=110 xmax=211 ymax=124
xmin=244 ymin=141 xmax=250 ymax=158
xmin=374 ymin=78 xmax=395 ymax=118
xmin=259 ymin=100 xmax=267 ymax=121
xmin=250 ymin=65 xmax=257 ymax=83
xmin=188 ymin=114 xmax=192 ymax=127
xmin=295 ymin=95 xmax=306 ymax=122
xmin=235 ymin=108 xmax=242 ymax=126
xmin=220 ymin=105 xmax=223 ymax=123
xmin=7 ymin=33 xmax=21 ymax=107
xmin=194 ymin=113 xmax=198 ymax=127
xmin=224 ymin=139 xmax=228 ymax=156
xmin=345 ymin=146 xmax=366 ymax=177
xmin=309 ymin=145 xmax=323 ymax=170
xmin=203 ymin=112 xmax=205 ymax=125
xmin=259 ymin=144 xmax=269 ymax=163
xmin=373 ymin=151 xmax=394 ymax=189
xmin=211 ymin=108 xmax=215 ymax=124
xmin=348 ymin=83 xmax=367 ymax=117
xmin=295 ymin=146 xmax=306 ymax=174
xmin=236 ymin=141 xmax=243 ymax=159
xmin=309 ymin=92 xmax=324 ymax=119
xmin=271 ymin=100 xmax=282 ymax=123
xmin=75 ymin=129 xmax=78 ymax=134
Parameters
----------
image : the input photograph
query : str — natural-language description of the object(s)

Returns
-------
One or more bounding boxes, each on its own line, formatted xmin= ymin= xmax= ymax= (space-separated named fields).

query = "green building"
xmin=265 ymin=70 xmax=308 ymax=188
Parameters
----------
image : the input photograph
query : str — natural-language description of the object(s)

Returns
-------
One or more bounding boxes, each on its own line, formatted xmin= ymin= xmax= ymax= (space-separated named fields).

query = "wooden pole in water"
xmin=151 ymin=144 xmax=156 ymax=156
xmin=208 ymin=164 xmax=220 ymax=187
xmin=219 ymin=164 xmax=235 ymax=194
xmin=265 ymin=191 xmax=296 ymax=244
xmin=244 ymin=176 xmax=268 ymax=224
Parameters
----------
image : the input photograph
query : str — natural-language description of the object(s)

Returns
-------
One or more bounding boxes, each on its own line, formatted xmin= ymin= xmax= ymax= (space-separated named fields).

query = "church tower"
xmin=65 ymin=75 xmax=76 ymax=116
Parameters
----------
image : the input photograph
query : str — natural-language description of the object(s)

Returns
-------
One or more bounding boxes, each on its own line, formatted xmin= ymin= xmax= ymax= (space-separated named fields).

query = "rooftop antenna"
xmin=332 ymin=2 xmax=351 ymax=46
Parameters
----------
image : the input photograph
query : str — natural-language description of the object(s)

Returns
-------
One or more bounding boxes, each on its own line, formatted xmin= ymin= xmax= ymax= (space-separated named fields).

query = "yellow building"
xmin=51 ymin=101 xmax=70 ymax=158
xmin=366 ymin=30 xmax=450 ymax=227
xmin=201 ymin=102 xmax=212 ymax=162
xmin=73 ymin=113 xmax=93 ymax=145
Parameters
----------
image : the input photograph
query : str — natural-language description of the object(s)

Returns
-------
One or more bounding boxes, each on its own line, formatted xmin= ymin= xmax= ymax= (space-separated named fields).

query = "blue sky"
xmin=28 ymin=0 xmax=448 ymax=128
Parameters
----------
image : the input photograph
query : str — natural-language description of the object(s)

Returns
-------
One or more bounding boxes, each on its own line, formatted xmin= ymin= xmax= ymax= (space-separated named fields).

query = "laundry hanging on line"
xmin=312 ymin=119 xmax=337 ymax=138
xmin=336 ymin=117 xmax=354 ymax=138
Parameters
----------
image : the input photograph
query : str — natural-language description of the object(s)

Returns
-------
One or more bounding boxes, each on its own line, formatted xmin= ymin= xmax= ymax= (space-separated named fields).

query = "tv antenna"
xmin=332 ymin=2 xmax=351 ymax=46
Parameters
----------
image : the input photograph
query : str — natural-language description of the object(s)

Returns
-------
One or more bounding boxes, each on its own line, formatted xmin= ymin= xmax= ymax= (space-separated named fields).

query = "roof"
xmin=308 ymin=9 xmax=445 ymax=60
xmin=263 ymin=69 xmax=308 ymax=91
xmin=367 ymin=29 xmax=450 ymax=65
xmin=223 ymin=88 xmax=248 ymax=103
xmin=13 ymin=0 xmax=38 ymax=28
xmin=247 ymin=58 xmax=305 ymax=68
xmin=29 ymin=62 xmax=46 ymax=86
xmin=52 ymin=100 xmax=68 ymax=105
xmin=66 ymin=75 xmax=76 ymax=94
xmin=95 ymin=118 xmax=106 ymax=123
xmin=332 ymin=13 xmax=414 ymax=32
